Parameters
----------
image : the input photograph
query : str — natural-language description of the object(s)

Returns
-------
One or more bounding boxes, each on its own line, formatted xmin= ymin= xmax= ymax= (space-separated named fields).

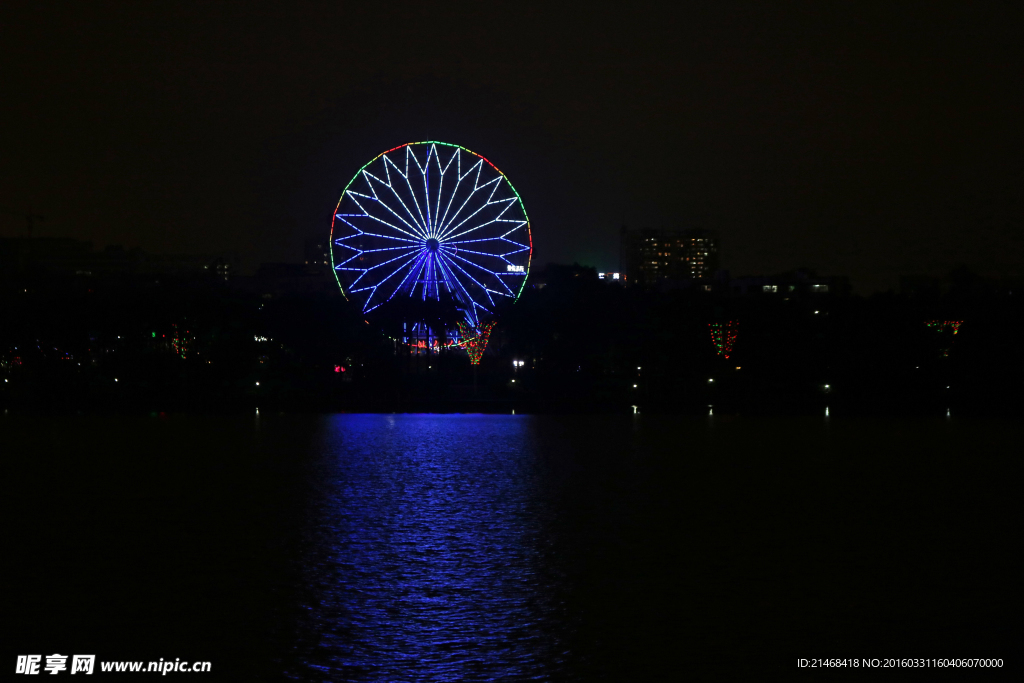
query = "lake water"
xmin=6 ymin=413 xmax=1017 ymax=679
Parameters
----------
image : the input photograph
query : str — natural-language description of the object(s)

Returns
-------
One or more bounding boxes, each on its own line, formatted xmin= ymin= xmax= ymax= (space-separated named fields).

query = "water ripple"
xmin=287 ymin=414 xmax=571 ymax=682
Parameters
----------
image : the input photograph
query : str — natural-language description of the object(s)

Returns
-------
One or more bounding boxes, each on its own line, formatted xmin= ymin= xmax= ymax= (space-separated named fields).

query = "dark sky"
xmin=2 ymin=2 xmax=1021 ymax=292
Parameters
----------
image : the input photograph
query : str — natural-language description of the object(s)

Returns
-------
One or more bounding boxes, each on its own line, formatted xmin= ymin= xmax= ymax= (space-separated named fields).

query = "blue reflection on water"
xmin=288 ymin=414 xmax=570 ymax=681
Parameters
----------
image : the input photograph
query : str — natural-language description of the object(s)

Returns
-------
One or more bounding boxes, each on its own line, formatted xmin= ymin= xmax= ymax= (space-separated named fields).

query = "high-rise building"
xmin=620 ymin=227 xmax=718 ymax=285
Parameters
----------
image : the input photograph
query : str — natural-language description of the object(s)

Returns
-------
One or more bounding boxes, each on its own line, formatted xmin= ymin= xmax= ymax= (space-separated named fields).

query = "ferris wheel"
xmin=330 ymin=142 xmax=532 ymax=343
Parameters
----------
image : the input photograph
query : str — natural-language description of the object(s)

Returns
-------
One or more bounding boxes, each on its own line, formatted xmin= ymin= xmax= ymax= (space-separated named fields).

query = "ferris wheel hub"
xmin=425 ymin=238 xmax=440 ymax=252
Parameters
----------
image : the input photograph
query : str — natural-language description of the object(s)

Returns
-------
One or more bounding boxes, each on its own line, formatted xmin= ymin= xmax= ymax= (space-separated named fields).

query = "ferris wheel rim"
xmin=328 ymin=141 xmax=533 ymax=321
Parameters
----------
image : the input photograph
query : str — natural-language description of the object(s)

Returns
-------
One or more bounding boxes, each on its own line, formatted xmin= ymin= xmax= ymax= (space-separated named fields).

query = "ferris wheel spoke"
xmin=345 ymin=192 xmax=425 ymax=242
xmin=438 ymin=207 xmax=503 ymax=243
xmin=437 ymin=251 xmax=494 ymax=307
xmin=421 ymin=148 xmax=435 ymax=235
xmin=437 ymin=170 xmax=498 ymax=238
xmin=333 ymin=221 xmax=425 ymax=250
xmin=433 ymin=147 xmax=457 ymax=237
xmin=355 ymin=250 xmax=427 ymax=313
xmin=337 ymin=250 xmax=422 ymax=293
xmin=440 ymin=212 xmax=510 ymax=242
xmin=499 ymin=221 xmax=528 ymax=235
xmin=425 ymin=255 xmax=436 ymax=300
xmin=361 ymin=195 xmax=428 ymax=241
xmin=381 ymin=156 xmax=429 ymax=235
xmin=446 ymin=235 xmax=516 ymax=245
xmin=440 ymin=251 xmax=511 ymax=304
xmin=447 ymin=251 xmax=517 ymax=298
xmin=362 ymin=170 xmax=428 ymax=239
xmin=444 ymin=245 xmax=527 ymax=270
xmin=397 ymin=148 xmax=429 ymax=232
xmin=387 ymin=249 xmax=431 ymax=304
xmin=350 ymin=244 xmax=424 ymax=261
xmin=438 ymin=195 xmax=515 ymax=242
xmin=459 ymin=156 xmax=484 ymax=184
xmin=500 ymin=243 xmax=532 ymax=256
xmin=443 ymin=245 xmax=506 ymax=259
xmin=411 ymin=145 xmax=438 ymax=235
xmin=408 ymin=144 xmax=429 ymax=176
xmin=438 ymin=152 xmax=475 ymax=232
xmin=434 ymin=253 xmax=473 ymax=309
xmin=361 ymin=171 xmax=424 ymax=237
xmin=345 ymin=230 xmax=422 ymax=246
xmin=355 ymin=246 xmax=424 ymax=276
xmin=498 ymin=232 xmax=531 ymax=250
xmin=447 ymin=235 xmax=530 ymax=256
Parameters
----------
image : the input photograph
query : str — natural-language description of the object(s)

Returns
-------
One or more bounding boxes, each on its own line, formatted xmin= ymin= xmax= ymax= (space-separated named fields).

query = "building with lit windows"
xmin=304 ymin=238 xmax=331 ymax=272
xmin=727 ymin=269 xmax=850 ymax=298
xmin=619 ymin=227 xmax=719 ymax=285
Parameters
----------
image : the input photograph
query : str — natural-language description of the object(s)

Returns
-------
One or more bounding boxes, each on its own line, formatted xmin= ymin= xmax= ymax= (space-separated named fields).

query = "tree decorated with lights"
xmin=456 ymin=321 xmax=497 ymax=365
xmin=925 ymin=320 xmax=963 ymax=357
xmin=329 ymin=142 xmax=531 ymax=363
xmin=709 ymin=321 xmax=738 ymax=359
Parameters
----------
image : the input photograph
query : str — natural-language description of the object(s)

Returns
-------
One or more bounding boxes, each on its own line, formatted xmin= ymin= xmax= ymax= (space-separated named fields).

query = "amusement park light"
xmin=329 ymin=142 xmax=532 ymax=353
xmin=255 ymin=382 xmax=260 ymax=386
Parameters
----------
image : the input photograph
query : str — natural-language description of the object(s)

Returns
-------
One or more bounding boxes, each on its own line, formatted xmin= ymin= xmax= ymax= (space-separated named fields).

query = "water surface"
xmin=5 ymin=413 xmax=1017 ymax=680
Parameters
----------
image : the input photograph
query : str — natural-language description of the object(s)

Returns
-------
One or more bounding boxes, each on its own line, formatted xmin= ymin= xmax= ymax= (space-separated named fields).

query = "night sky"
xmin=2 ymin=2 xmax=1021 ymax=292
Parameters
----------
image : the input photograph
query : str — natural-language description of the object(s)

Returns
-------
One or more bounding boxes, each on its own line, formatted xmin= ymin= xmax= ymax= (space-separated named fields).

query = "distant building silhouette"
xmin=236 ymin=261 xmax=336 ymax=298
xmin=0 ymin=237 xmax=237 ymax=279
xmin=304 ymin=238 xmax=331 ymax=273
xmin=620 ymin=227 xmax=719 ymax=285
